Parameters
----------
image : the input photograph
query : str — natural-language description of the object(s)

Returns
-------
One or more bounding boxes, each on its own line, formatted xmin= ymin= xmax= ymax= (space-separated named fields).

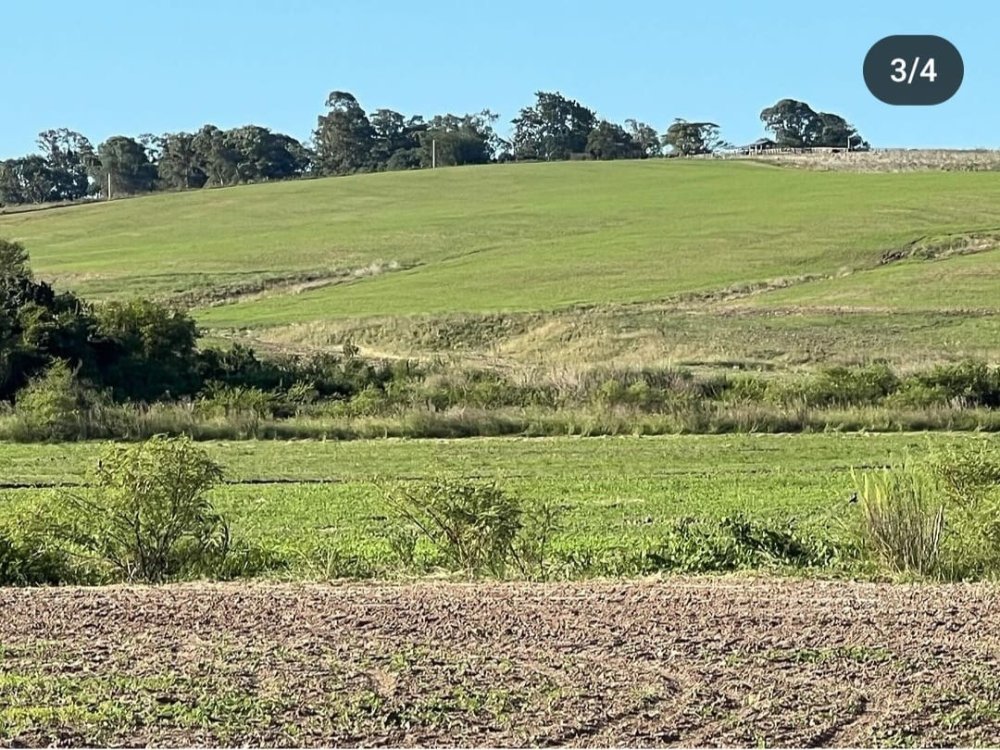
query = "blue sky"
xmin=2 ymin=0 xmax=996 ymax=157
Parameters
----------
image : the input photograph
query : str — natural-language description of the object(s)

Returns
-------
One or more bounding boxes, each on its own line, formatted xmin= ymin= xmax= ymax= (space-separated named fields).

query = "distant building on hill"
xmin=743 ymin=138 xmax=777 ymax=154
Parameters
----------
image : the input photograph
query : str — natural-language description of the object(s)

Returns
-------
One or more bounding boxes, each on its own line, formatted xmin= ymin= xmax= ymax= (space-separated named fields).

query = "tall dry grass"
xmin=851 ymin=465 xmax=945 ymax=577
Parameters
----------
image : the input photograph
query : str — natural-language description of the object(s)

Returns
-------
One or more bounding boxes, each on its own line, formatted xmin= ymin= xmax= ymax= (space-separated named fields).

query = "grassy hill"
xmin=3 ymin=159 xmax=998 ymax=366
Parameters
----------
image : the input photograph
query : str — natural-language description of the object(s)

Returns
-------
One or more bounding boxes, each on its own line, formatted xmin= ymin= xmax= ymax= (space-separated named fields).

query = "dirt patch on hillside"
xmin=2 ymin=579 xmax=999 ymax=747
xmin=167 ymin=260 xmax=416 ymax=308
xmin=880 ymin=231 xmax=1000 ymax=265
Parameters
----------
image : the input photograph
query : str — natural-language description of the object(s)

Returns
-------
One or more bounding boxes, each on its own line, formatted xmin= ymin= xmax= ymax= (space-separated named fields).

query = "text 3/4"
xmin=889 ymin=57 xmax=937 ymax=85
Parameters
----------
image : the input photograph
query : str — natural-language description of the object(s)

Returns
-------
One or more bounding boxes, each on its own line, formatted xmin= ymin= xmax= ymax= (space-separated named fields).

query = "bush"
xmin=645 ymin=517 xmax=740 ymax=573
xmin=95 ymin=299 xmax=201 ymax=402
xmin=801 ymin=363 xmax=899 ymax=407
xmin=57 ymin=436 xmax=230 ymax=582
xmin=913 ymin=361 xmax=1000 ymax=408
xmin=851 ymin=464 xmax=945 ymax=577
xmin=547 ymin=514 xmax=841 ymax=578
xmin=0 ymin=237 xmax=31 ymax=278
xmin=928 ymin=441 xmax=1000 ymax=577
xmin=931 ymin=441 xmax=1000 ymax=502
xmin=718 ymin=376 xmax=771 ymax=404
xmin=12 ymin=360 xmax=105 ymax=441
xmin=214 ymin=539 xmax=291 ymax=580
xmin=885 ymin=381 xmax=951 ymax=409
xmin=514 ymin=497 xmax=565 ymax=578
xmin=646 ymin=514 xmax=836 ymax=573
xmin=0 ymin=526 xmax=76 ymax=585
xmin=382 ymin=477 xmax=562 ymax=578
xmin=383 ymin=477 xmax=522 ymax=578
xmin=719 ymin=513 xmax=837 ymax=568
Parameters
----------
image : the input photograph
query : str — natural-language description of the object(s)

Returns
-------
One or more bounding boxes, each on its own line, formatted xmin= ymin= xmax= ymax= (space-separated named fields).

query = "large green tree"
xmin=511 ymin=92 xmax=597 ymax=161
xmin=94 ymin=136 xmax=156 ymax=195
xmin=314 ymin=91 xmax=375 ymax=175
xmin=192 ymin=125 xmax=240 ymax=187
xmin=662 ymin=119 xmax=725 ymax=155
xmin=586 ymin=121 xmax=638 ymax=160
xmin=0 ymin=242 xmax=209 ymax=402
xmin=0 ymin=244 xmax=96 ymax=399
xmin=816 ymin=112 xmax=868 ymax=150
xmin=225 ymin=125 xmax=312 ymax=182
xmin=0 ymin=156 xmax=57 ymax=204
xmin=759 ymin=99 xmax=866 ymax=149
xmin=416 ymin=111 xmax=498 ymax=167
xmin=370 ymin=109 xmax=418 ymax=169
xmin=625 ymin=119 xmax=661 ymax=158
xmin=157 ymin=132 xmax=208 ymax=190
xmin=36 ymin=129 xmax=95 ymax=200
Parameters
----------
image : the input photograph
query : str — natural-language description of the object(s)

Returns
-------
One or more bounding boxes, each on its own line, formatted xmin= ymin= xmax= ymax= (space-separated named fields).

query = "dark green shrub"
xmin=912 ymin=361 xmax=1000 ymax=408
xmin=94 ymin=299 xmax=200 ymax=402
xmin=0 ymin=271 xmax=96 ymax=401
xmin=0 ymin=237 xmax=31 ymax=278
xmin=801 ymin=363 xmax=900 ymax=407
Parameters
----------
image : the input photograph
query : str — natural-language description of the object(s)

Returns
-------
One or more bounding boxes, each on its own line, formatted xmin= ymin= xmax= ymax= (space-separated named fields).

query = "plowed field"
xmin=2 ymin=579 xmax=999 ymax=747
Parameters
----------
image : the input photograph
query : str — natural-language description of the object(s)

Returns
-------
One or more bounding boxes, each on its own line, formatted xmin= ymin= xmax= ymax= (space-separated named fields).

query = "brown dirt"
xmin=2 ymin=578 xmax=999 ymax=747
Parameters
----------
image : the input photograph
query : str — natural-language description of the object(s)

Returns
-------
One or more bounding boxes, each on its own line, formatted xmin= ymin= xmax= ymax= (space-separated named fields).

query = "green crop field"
xmin=4 ymin=160 xmax=998 ymax=367
xmin=0 ymin=433 xmax=985 ymax=578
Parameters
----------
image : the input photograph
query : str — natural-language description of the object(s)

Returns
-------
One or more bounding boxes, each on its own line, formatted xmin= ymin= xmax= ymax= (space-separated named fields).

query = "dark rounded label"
xmin=863 ymin=35 xmax=963 ymax=105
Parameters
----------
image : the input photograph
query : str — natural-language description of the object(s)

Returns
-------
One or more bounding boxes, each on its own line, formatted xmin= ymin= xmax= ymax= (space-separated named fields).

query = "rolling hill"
xmin=2 ymin=159 xmax=998 ymax=366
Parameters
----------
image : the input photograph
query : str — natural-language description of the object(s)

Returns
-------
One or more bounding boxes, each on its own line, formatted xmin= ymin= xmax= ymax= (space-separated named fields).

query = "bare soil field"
xmin=2 ymin=579 xmax=999 ymax=747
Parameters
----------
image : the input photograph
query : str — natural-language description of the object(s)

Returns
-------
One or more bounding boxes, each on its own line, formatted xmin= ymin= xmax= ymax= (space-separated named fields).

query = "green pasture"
xmin=1 ymin=161 xmax=998 ymax=327
xmin=1 ymin=433 xmax=986 ymax=575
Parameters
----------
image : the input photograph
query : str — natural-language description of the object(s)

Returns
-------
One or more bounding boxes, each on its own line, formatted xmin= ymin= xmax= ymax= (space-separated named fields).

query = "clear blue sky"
xmin=2 ymin=0 xmax=996 ymax=157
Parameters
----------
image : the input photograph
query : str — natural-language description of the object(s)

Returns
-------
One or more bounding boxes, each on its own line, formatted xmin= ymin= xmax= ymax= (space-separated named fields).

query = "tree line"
xmin=0 ymin=93 xmax=866 ymax=206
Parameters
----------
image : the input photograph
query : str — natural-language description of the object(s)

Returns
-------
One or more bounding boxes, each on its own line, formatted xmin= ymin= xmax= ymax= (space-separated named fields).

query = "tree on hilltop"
xmin=760 ymin=99 xmax=867 ymax=149
xmin=314 ymin=91 xmax=375 ymax=175
xmin=662 ymin=119 xmax=727 ymax=155
xmin=511 ymin=91 xmax=597 ymax=161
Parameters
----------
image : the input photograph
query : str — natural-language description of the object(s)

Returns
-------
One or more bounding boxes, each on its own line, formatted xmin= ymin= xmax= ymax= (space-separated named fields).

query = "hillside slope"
xmin=2 ymin=160 xmax=998 ymax=313
xmin=3 ymin=160 xmax=998 ymax=366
